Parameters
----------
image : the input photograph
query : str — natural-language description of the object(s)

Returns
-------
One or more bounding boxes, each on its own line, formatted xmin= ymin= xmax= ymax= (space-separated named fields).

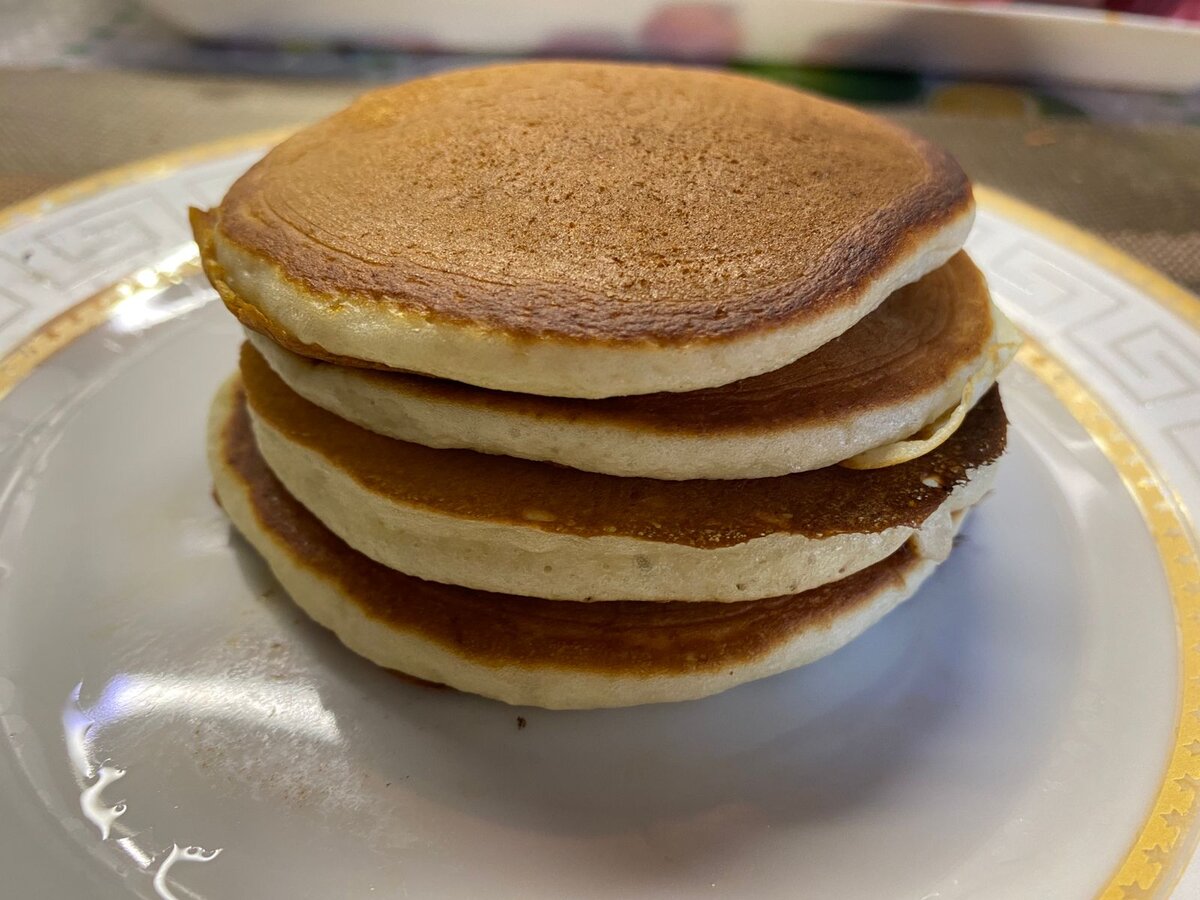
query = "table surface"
xmin=2 ymin=66 xmax=1198 ymax=294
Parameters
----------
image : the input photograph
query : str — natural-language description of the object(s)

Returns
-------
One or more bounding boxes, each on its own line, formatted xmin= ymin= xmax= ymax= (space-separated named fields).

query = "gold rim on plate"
xmin=0 ymin=138 xmax=1198 ymax=900
xmin=0 ymin=128 xmax=297 ymax=232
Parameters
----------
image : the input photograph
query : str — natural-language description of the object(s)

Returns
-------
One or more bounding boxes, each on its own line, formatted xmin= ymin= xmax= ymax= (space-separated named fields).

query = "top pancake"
xmin=202 ymin=61 xmax=973 ymax=397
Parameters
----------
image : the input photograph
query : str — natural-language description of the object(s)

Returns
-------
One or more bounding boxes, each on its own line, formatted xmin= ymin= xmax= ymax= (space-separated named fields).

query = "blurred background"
xmin=1 ymin=0 xmax=1197 ymax=289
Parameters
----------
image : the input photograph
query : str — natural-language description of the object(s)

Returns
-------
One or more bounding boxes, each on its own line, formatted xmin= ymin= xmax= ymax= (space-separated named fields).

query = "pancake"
xmin=238 ymin=343 xmax=1006 ymax=601
xmin=196 ymin=61 xmax=973 ymax=398
xmin=208 ymin=375 xmax=963 ymax=708
xmin=246 ymin=252 xmax=1017 ymax=479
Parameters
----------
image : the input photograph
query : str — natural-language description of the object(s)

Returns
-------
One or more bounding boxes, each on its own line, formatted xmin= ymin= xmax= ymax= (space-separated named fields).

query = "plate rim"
xmin=0 ymin=134 xmax=1198 ymax=900
xmin=0 ymin=128 xmax=297 ymax=233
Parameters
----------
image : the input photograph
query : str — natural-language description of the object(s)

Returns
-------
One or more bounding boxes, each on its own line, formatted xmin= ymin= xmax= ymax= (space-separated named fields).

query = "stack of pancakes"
xmin=196 ymin=62 xmax=1017 ymax=709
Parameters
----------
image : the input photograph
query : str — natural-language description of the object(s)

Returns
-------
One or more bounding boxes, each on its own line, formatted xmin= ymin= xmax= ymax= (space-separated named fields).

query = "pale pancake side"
xmin=202 ymin=62 xmax=972 ymax=396
xmin=209 ymin=376 xmax=959 ymax=709
xmin=248 ymin=251 xmax=1015 ymax=478
xmin=240 ymin=345 xmax=1006 ymax=601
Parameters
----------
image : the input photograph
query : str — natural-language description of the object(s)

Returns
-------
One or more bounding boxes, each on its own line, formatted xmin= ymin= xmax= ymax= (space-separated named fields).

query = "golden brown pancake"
xmin=197 ymin=62 xmax=974 ymax=397
xmin=245 ymin=251 xmax=1015 ymax=478
xmin=209 ymin=376 xmax=961 ymax=708
xmin=239 ymin=343 xmax=1007 ymax=600
xmin=242 ymin=341 xmax=1005 ymax=547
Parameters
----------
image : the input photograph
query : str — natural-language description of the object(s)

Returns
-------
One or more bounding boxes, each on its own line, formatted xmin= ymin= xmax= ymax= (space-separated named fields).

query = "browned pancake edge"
xmin=251 ymin=250 xmax=995 ymax=435
xmin=221 ymin=385 xmax=927 ymax=676
xmin=239 ymin=341 xmax=1008 ymax=548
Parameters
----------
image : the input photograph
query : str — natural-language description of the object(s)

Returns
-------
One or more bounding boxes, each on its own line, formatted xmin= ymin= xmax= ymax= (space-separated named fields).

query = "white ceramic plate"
xmin=0 ymin=136 xmax=1198 ymax=900
xmin=137 ymin=0 xmax=1200 ymax=92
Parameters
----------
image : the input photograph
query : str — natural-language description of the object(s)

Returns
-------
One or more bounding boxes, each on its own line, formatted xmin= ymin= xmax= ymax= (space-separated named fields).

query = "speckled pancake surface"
xmin=248 ymin=251 xmax=1013 ymax=478
xmin=198 ymin=61 xmax=973 ymax=397
xmin=238 ymin=344 xmax=1007 ymax=600
xmin=208 ymin=377 xmax=958 ymax=708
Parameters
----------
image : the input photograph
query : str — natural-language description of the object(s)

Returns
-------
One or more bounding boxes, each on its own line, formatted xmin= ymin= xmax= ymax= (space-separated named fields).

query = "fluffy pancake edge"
xmin=243 ymin=250 xmax=1012 ymax=478
xmin=208 ymin=375 xmax=960 ymax=708
xmin=237 ymin=348 xmax=1006 ymax=600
